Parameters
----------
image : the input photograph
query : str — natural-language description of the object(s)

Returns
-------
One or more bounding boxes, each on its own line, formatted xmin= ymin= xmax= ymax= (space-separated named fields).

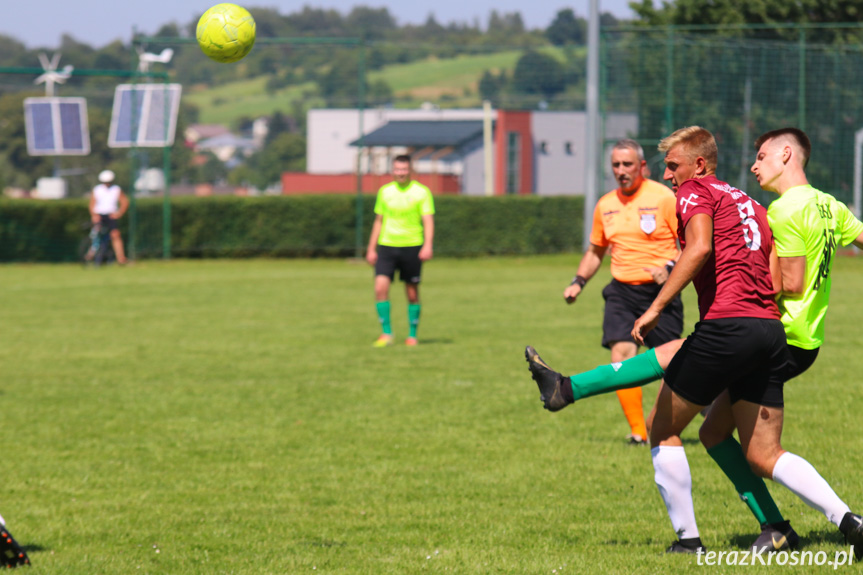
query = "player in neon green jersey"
xmin=699 ymin=127 xmax=863 ymax=554
xmin=366 ymin=155 xmax=435 ymax=347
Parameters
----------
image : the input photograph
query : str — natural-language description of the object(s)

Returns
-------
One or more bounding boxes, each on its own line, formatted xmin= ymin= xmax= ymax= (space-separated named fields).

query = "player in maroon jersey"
xmin=626 ymin=126 xmax=790 ymax=553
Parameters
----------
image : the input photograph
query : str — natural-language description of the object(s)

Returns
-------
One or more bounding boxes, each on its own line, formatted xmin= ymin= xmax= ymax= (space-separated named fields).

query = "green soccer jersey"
xmin=767 ymin=185 xmax=863 ymax=349
xmin=374 ymin=180 xmax=435 ymax=247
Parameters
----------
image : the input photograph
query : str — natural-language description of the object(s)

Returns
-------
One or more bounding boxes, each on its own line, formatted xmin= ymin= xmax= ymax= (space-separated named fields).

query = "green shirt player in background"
xmin=366 ymin=154 xmax=435 ymax=347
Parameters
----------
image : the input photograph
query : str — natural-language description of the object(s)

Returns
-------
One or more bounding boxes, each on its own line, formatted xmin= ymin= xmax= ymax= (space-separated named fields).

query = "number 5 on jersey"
xmin=736 ymin=199 xmax=762 ymax=251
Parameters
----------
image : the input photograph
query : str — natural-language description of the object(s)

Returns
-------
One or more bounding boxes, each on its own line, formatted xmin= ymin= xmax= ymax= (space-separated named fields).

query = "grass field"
xmin=4 ymin=255 xmax=863 ymax=574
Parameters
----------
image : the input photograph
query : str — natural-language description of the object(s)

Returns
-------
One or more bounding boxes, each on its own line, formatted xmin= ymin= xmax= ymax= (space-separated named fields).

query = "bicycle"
xmin=79 ymin=220 xmax=115 ymax=267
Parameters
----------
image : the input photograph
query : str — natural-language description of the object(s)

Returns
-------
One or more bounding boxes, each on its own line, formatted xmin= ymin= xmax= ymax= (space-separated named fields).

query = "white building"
xmin=302 ymin=108 xmax=640 ymax=195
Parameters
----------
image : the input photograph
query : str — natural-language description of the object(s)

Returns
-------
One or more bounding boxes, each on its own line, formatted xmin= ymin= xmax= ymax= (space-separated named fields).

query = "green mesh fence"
xmin=601 ymin=26 xmax=863 ymax=207
xmin=1 ymin=25 xmax=862 ymax=261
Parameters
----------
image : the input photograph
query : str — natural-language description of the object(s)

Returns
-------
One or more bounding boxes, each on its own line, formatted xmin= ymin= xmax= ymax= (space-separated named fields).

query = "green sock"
xmin=706 ymin=436 xmax=784 ymax=525
xmin=376 ymin=301 xmax=392 ymax=335
xmin=568 ymin=348 xmax=665 ymax=401
xmin=408 ymin=303 xmax=421 ymax=338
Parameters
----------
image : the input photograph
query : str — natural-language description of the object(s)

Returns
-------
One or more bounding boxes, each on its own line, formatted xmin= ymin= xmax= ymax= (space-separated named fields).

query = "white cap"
xmin=98 ymin=170 xmax=115 ymax=183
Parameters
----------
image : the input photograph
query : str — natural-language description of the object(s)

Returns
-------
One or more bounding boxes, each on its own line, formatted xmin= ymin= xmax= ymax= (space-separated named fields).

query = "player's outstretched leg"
xmin=524 ymin=345 xmax=668 ymax=411
xmin=524 ymin=346 xmax=573 ymax=412
xmin=0 ymin=524 xmax=29 ymax=568
xmin=840 ymin=513 xmax=863 ymax=560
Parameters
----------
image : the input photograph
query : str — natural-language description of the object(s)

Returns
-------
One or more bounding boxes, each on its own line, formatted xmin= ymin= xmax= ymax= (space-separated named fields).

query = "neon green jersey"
xmin=767 ymin=185 xmax=863 ymax=349
xmin=374 ymin=180 xmax=435 ymax=247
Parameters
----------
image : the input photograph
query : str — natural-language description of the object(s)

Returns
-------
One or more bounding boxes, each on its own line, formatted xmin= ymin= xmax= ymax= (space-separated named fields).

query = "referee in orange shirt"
xmin=563 ymin=139 xmax=683 ymax=445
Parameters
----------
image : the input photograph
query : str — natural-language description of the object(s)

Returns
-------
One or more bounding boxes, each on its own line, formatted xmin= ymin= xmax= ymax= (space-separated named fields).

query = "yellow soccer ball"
xmin=196 ymin=3 xmax=256 ymax=63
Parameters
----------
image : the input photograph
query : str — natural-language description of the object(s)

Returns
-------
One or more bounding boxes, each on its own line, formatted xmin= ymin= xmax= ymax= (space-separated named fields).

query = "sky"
xmin=0 ymin=1 xmax=636 ymax=49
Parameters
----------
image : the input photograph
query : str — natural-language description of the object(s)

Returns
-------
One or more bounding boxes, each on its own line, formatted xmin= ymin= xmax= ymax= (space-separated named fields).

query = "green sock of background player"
xmin=376 ymin=301 xmax=392 ymax=335
xmin=408 ymin=303 xmax=421 ymax=338
xmin=707 ymin=437 xmax=786 ymax=526
xmin=567 ymin=350 xmax=787 ymax=527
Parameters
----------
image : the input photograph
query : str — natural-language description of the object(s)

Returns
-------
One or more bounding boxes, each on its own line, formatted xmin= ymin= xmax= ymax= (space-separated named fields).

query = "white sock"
xmin=652 ymin=445 xmax=700 ymax=540
xmin=772 ymin=452 xmax=851 ymax=527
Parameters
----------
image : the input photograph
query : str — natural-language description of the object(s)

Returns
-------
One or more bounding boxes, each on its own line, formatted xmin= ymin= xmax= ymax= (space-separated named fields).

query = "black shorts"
xmin=99 ymin=214 xmax=118 ymax=232
xmin=601 ymin=279 xmax=684 ymax=349
xmin=786 ymin=345 xmax=819 ymax=381
xmin=375 ymin=245 xmax=423 ymax=284
xmin=664 ymin=317 xmax=792 ymax=408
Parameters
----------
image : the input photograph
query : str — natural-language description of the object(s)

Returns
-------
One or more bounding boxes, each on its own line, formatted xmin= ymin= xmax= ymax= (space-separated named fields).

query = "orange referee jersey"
xmin=590 ymin=179 xmax=678 ymax=285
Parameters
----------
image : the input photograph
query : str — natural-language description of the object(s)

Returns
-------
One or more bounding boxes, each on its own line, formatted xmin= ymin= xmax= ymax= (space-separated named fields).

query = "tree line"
xmin=0 ymin=0 xmax=861 ymax=195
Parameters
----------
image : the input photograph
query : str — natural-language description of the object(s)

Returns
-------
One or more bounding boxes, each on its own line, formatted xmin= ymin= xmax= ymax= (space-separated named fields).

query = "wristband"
xmin=665 ymin=260 xmax=676 ymax=275
xmin=570 ymin=275 xmax=587 ymax=288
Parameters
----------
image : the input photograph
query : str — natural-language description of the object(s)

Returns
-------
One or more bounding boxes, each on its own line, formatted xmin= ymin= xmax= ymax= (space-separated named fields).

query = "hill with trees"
xmin=0 ymin=6 xmax=612 ymax=195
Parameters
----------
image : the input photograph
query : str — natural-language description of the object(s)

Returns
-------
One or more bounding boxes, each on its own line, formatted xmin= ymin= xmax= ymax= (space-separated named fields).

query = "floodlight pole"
xmin=163 ymin=122 xmax=172 ymax=260
xmin=355 ymin=41 xmax=366 ymax=259
xmin=583 ymin=0 xmax=600 ymax=251
xmin=855 ymin=128 xmax=863 ymax=220
xmin=133 ymin=33 xmax=176 ymax=260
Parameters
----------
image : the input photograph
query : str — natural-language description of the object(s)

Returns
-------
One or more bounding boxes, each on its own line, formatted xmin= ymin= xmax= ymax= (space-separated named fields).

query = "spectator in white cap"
xmin=89 ymin=170 xmax=129 ymax=264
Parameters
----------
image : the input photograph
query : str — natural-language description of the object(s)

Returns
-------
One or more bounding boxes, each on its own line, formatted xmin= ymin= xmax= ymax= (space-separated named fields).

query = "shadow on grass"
xmin=797 ymin=527 xmax=845 ymax=547
xmin=603 ymin=536 xmax=667 ymax=551
xmin=587 ymin=436 xmax=701 ymax=446
xmin=412 ymin=338 xmax=454 ymax=345
xmin=300 ymin=539 xmax=347 ymax=548
xmin=727 ymin=526 xmax=843 ymax=550
xmin=728 ymin=531 xmax=759 ymax=549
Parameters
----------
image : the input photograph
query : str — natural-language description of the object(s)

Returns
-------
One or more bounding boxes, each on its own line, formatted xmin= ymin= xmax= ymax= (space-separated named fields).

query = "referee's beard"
xmin=619 ymin=175 xmax=643 ymax=196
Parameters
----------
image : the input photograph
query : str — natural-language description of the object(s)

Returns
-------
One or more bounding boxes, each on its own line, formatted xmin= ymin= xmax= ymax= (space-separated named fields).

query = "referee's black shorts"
xmin=374 ymin=245 xmax=423 ymax=284
xmin=664 ymin=317 xmax=793 ymax=408
xmin=601 ymin=279 xmax=683 ymax=349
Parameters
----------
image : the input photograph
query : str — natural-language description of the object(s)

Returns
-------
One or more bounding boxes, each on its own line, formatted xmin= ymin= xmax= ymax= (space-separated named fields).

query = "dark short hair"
xmin=754 ymin=128 xmax=811 ymax=168
xmin=393 ymin=154 xmax=412 ymax=165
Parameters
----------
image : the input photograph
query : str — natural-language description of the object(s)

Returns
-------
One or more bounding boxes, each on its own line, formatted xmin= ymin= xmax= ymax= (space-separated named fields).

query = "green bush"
xmin=0 ymin=195 xmax=585 ymax=262
xmin=0 ymin=199 xmax=92 ymax=262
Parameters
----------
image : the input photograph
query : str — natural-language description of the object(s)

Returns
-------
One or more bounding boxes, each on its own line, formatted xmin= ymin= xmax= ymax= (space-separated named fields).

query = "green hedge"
xmin=0 ymin=195 xmax=585 ymax=262
xmin=0 ymin=200 xmax=92 ymax=262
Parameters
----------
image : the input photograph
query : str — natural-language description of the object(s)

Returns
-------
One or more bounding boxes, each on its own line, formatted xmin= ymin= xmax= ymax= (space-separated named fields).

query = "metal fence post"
xmin=798 ymin=28 xmax=806 ymax=131
xmin=355 ymin=40 xmax=366 ymax=259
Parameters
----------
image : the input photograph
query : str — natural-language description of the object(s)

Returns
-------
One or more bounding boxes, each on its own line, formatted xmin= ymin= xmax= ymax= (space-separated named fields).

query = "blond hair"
xmin=658 ymin=126 xmax=718 ymax=172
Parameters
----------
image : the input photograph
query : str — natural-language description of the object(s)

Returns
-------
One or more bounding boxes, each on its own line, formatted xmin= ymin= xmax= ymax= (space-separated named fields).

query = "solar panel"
xmin=108 ymin=84 xmax=182 ymax=148
xmin=23 ymin=97 xmax=90 ymax=156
